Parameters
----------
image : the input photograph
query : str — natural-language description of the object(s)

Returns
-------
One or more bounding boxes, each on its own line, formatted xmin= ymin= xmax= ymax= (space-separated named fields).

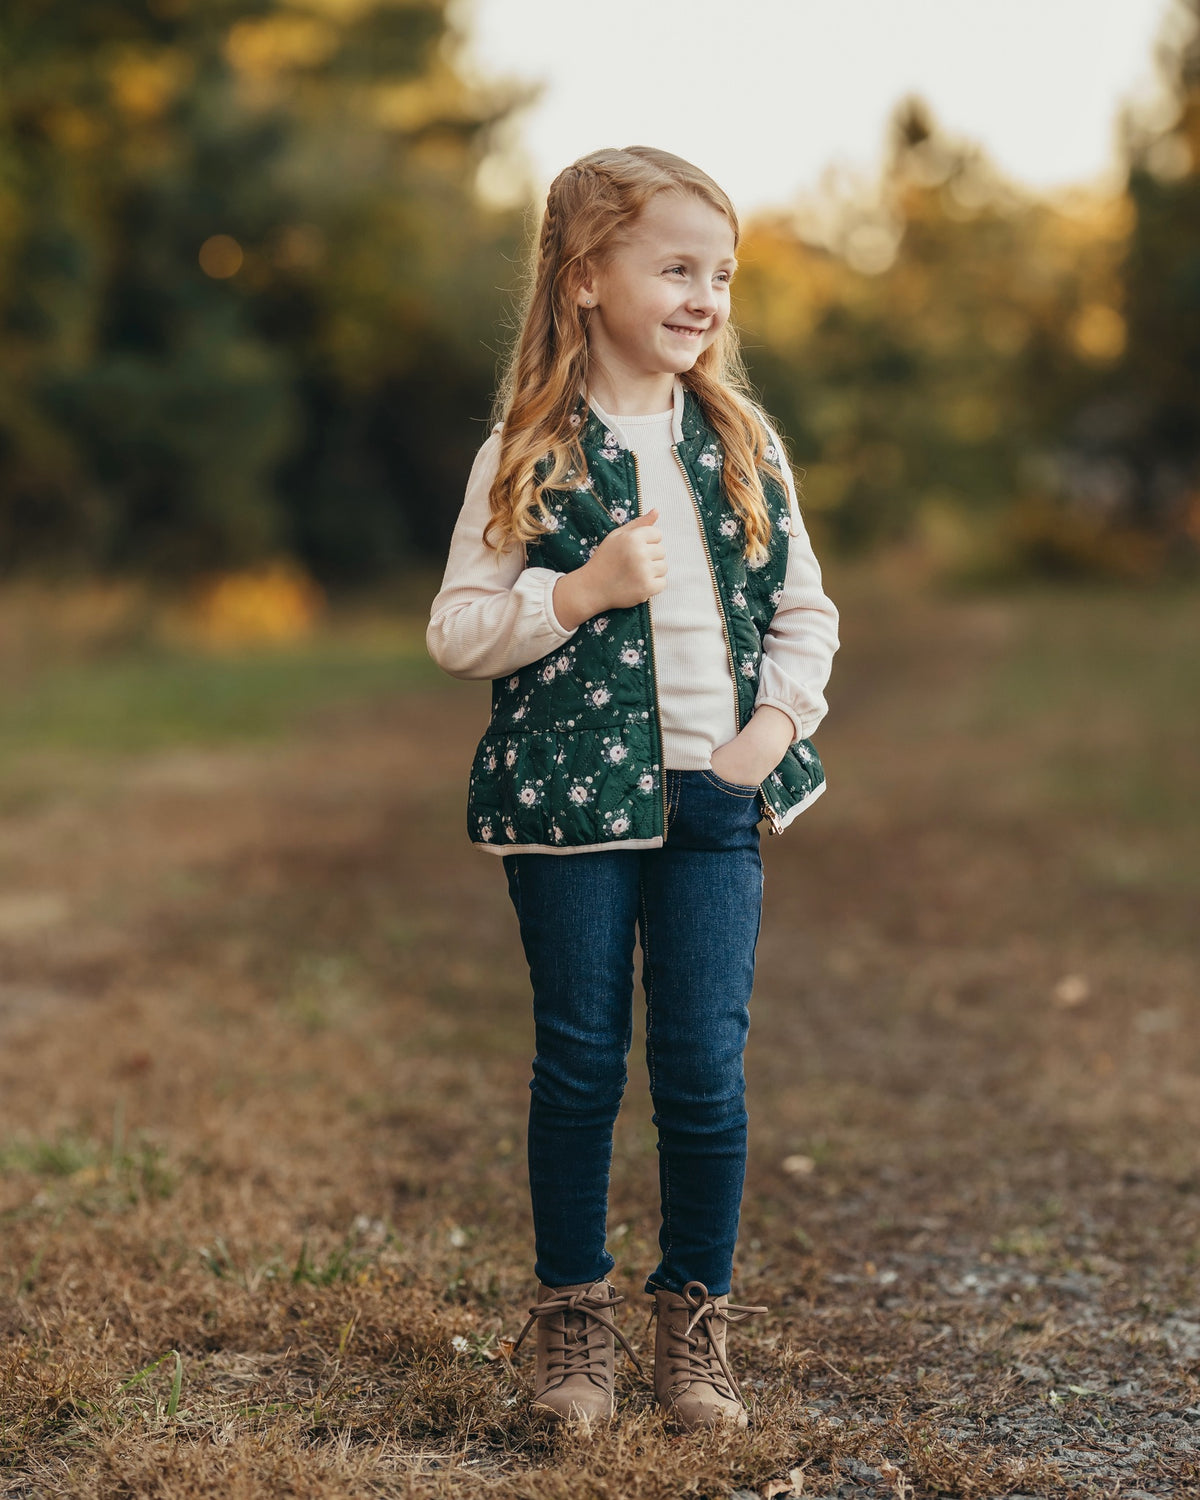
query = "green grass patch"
xmin=119 ymin=1349 xmax=185 ymax=1423
xmin=2 ymin=1123 xmax=178 ymax=1229
xmin=197 ymin=1229 xmax=389 ymax=1289
xmin=0 ymin=622 xmax=441 ymax=761
xmin=967 ymin=585 xmax=1200 ymax=828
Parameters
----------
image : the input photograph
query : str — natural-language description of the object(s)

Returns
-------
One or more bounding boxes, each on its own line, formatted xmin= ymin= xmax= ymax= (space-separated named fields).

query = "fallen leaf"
xmin=1052 ymin=973 xmax=1089 ymax=1008
xmin=781 ymin=1154 xmax=816 ymax=1176
xmin=761 ymin=1480 xmax=795 ymax=1500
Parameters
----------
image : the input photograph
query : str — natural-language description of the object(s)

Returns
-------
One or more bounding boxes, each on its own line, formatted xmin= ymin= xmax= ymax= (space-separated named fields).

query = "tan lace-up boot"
xmin=512 ymin=1277 xmax=644 ymax=1424
xmin=649 ymin=1279 xmax=768 ymax=1430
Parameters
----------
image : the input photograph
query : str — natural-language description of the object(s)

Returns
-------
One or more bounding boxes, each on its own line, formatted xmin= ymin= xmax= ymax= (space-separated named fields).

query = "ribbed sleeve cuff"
xmin=754 ymin=693 xmax=821 ymax=745
xmin=529 ymin=567 xmax=576 ymax=641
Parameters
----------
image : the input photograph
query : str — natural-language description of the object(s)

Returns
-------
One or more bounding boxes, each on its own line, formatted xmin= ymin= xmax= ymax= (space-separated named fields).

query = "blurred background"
xmin=3 ymin=7 xmax=1200 ymax=1488
xmin=0 ymin=0 xmax=1197 ymax=620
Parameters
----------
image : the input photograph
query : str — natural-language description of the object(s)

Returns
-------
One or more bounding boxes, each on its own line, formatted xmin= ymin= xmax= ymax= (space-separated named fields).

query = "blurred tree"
xmin=739 ymin=69 xmax=1193 ymax=580
xmin=0 ymin=0 xmax=526 ymax=583
xmin=1107 ymin=0 xmax=1200 ymax=555
xmin=739 ymin=97 xmax=1112 ymax=560
xmin=1 ymin=3 xmax=1194 ymax=585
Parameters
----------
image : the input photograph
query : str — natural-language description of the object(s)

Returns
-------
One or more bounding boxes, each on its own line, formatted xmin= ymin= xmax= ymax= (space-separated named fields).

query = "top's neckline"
xmin=599 ymin=407 xmax=673 ymax=424
xmin=587 ymin=379 xmax=686 ymax=448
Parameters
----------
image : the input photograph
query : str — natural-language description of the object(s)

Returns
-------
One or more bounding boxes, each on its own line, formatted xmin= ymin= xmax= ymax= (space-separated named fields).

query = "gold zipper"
xmin=632 ymin=451 xmax=668 ymax=843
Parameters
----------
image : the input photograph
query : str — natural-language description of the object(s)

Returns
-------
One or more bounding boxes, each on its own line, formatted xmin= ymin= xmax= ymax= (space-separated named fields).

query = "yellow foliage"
xmin=1070 ymin=303 xmax=1127 ymax=364
xmin=179 ymin=562 xmax=325 ymax=648
xmin=372 ymin=56 xmax=472 ymax=132
xmin=1053 ymin=188 xmax=1137 ymax=242
xmin=225 ymin=15 xmax=340 ymax=78
xmin=42 ymin=105 xmax=106 ymax=151
xmin=737 ymin=222 xmax=851 ymax=348
xmin=109 ymin=50 xmax=192 ymax=119
xmin=297 ymin=0 xmax=378 ymax=17
xmin=945 ymin=393 xmax=1000 ymax=443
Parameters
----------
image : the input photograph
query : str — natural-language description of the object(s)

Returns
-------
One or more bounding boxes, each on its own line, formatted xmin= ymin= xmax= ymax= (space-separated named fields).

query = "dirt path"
xmin=1 ymin=581 xmax=1198 ymax=1498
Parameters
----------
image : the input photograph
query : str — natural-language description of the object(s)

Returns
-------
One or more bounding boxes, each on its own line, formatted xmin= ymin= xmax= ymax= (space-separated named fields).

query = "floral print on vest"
xmin=466 ymin=390 xmax=824 ymax=852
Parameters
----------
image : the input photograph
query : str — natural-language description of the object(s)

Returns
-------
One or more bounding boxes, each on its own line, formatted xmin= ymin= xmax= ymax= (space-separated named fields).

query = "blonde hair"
xmin=487 ymin=145 xmax=783 ymax=565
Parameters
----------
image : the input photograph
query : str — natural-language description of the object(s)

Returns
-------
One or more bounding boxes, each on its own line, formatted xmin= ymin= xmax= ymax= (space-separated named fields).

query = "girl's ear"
xmin=574 ymin=267 xmax=597 ymax=308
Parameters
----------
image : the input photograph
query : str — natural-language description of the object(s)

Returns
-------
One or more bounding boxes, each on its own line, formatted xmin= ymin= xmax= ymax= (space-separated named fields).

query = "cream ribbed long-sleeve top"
xmin=587 ymin=395 xmax=739 ymax=768
xmin=426 ymin=379 xmax=839 ymax=769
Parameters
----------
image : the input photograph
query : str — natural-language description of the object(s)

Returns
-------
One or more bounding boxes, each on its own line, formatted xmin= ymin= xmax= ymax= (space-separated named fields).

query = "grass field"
xmin=1 ymin=567 xmax=1198 ymax=1498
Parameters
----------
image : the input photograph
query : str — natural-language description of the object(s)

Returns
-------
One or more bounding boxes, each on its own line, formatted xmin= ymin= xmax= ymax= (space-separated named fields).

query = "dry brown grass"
xmin=2 ymin=567 xmax=1199 ymax=1498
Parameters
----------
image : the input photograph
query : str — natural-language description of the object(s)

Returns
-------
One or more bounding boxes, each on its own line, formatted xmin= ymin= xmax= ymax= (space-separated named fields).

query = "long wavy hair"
xmin=486 ymin=145 xmax=785 ymax=564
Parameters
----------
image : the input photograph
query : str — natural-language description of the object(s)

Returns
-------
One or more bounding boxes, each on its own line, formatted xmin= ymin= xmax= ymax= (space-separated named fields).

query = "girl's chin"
xmin=659 ymin=344 xmax=703 ymax=371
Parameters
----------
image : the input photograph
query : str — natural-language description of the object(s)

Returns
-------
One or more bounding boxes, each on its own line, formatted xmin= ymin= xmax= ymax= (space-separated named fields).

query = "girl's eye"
xmin=663 ymin=265 xmax=733 ymax=284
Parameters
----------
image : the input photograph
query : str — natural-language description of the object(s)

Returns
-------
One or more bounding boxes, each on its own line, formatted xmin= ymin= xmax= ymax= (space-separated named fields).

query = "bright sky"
xmin=455 ymin=0 xmax=1185 ymax=216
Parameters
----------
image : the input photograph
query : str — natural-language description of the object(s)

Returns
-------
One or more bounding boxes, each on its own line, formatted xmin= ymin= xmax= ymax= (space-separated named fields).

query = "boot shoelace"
xmin=648 ymin=1279 xmax=768 ymax=1402
xmin=513 ymin=1282 xmax=645 ymax=1385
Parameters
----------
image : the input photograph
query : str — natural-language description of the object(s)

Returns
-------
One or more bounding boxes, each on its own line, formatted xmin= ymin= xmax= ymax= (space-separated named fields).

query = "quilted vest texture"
xmin=466 ymin=389 xmax=825 ymax=853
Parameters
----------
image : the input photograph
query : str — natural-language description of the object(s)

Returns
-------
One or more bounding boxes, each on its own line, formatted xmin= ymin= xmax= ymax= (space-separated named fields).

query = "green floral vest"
xmin=467 ymin=389 xmax=825 ymax=853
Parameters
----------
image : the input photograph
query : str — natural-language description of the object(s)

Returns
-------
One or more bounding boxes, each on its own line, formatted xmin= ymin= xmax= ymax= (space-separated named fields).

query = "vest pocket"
xmin=757 ymin=738 xmax=826 ymax=827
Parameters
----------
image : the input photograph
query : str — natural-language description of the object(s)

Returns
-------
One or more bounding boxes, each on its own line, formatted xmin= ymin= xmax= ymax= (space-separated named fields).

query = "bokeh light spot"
xmin=199 ymin=234 xmax=244 ymax=279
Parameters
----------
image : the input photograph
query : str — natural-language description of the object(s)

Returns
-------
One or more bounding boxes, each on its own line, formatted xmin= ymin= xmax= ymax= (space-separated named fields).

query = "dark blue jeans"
xmin=502 ymin=768 xmax=764 ymax=1297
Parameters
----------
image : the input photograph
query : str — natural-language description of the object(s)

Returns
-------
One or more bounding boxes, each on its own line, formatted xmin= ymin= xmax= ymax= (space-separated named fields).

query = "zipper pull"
xmin=759 ymin=791 xmax=784 ymax=835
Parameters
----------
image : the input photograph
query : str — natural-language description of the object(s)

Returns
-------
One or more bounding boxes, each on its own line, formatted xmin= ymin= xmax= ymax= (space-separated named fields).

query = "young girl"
xmin=426 ymin=146 xmax=839 ymax=1430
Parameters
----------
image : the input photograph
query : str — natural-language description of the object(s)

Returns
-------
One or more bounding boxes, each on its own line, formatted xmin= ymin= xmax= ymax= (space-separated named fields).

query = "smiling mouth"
xmin=664 ymin=324 xmax=706 ymax=338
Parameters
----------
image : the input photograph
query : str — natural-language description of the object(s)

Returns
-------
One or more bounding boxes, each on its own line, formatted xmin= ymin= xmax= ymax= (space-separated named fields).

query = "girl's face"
xmin=577 ymin=191 xmax=737 ymax=410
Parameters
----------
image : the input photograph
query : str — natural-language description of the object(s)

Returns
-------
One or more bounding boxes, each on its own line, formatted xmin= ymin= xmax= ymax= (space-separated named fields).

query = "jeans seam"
xmin=700 ymin=769 xmax=759 ymax=797
xmin=638 ymin=866 xmax=672 ymax=1283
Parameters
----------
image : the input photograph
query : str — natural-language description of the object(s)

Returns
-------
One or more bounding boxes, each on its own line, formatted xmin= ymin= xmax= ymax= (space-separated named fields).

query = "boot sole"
xmin=529 ymin=1398 xmax=616 ymax=1426
xmin=658 ymin=1402 xmax=749 ymax=1432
